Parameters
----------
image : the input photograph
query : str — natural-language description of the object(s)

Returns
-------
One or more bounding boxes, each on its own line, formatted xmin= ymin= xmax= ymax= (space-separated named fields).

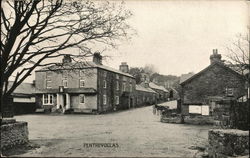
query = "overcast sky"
xmin=103 ymin=0 xmax=249 ymax=75
xmin=23 ymin=0 xmax=249 ymax=82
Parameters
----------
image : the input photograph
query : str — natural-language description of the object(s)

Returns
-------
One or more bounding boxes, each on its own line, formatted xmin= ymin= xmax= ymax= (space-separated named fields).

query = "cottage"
xmin=180 ymin=49 xmax=247 ymax=116
xmin=135 ymin=82 xmax=157 ymax=106
xmin=149 ymin=82 xmax=169 ymax=102
xmin=8 ymin=81 xmax=36 ymax=115
xmin=35 ymin=53 xmax=136 ymax=114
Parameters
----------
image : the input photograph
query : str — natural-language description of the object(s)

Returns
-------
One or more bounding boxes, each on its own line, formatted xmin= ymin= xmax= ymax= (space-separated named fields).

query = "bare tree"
xmin=225 ymin=29 xmax=250 ymax=100
xmin=0 ymin=0 xmax=133 ymax=115
xmin=225 ymin=31 xmax=250 ymax=76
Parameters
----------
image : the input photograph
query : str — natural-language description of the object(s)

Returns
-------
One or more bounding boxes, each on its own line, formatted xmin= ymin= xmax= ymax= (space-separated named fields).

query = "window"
xmin=79 ymin=94 xmax=85 ymax=104
xmin=79 ymin=79 xmax=85 ymax=88
xmin=123 ymin=82 xmax=126 ymax=91
xmin=62 ymin=71 xmax=68 ymax=79
xmin=129 ymin=83 xmax=132 ymax=92
xmin=123 ymin=76 xmax=127 ymax=81
xmin=115 ymin=96 xmax=119 ymax=105
xmin=46 ymin=71 xmax=52 ymax=79
xmin=103 ymin=94 xmax=107 ymax=105
xmin=103 ymin=71 xmax=107 ymax=77
xmin=79 ymin=70 xmax=84 ymax=76
xmin=226 ymin=88 xmax=234 ymax=96
xmin=103 ymin=80 xmax=107 ymax=88
xmin=62 ymin=79 xmax=68 ymax=88
xmin=46 ymin=80 xmax=52 ymax=89
xmin=116 ymin=74 xmax=119 ymax=79
xmin=43 ymin=94 xmax=54 ymax=105
xmin=116 ymin=81 xmax=119 ymax=90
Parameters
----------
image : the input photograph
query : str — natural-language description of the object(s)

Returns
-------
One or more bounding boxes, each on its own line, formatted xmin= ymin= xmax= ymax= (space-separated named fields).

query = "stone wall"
xmin=161 ymin=114 xmax=183 ymax=124
xmin=1 ymin=121 xmax=29 ymax=150
xmin=184 ymin=115 xmax=214 ymax=125
xmin=208 ymin=129 xmax=249 ymax=158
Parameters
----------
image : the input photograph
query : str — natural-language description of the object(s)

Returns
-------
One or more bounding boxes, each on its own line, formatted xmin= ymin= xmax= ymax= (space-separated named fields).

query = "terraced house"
xmin=35 ymin=53 xmax=136 ymax=114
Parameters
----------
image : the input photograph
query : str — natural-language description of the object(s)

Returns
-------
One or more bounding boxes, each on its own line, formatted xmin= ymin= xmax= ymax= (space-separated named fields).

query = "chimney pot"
xmin=62 ymin=54 xmax=72 ymax=63
xmin=210 ymin=49 xmax=221 ymax=64
xmin=93 ymin=52 xmax=102 ymax=65
xmin=119 ymin=62 xmax=129 ymax=73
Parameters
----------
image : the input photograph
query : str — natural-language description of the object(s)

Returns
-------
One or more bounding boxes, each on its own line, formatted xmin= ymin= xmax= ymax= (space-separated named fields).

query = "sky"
xmin=21 ymin=0 xmax=249 ymax=83
xmin=103 ymin=0 xmax=249 ymax=75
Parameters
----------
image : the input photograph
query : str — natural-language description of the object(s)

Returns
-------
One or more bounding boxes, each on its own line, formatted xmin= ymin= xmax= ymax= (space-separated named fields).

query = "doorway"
xmin=63 ymin=94 xmax=67 ymax=108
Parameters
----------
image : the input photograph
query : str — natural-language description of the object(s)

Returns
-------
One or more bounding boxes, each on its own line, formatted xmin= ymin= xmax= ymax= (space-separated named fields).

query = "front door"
xmin=63 ymin=94 xmax=67 ymax=108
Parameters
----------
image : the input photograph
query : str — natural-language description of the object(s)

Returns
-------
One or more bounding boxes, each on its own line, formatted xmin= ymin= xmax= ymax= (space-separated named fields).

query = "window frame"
xmin=79 ymin=79 xmax=85 ymax=88
xmin=79 ymin=94 xmax=85 ymax=104
xmin=115 ymin=96 xmax=119 ymax=105
xmin=62 ymin=79 xmax=68 ymax=88
xmin=46 ymin=80 xmax=52 ymax=89
xmin=62 ymin=71 xmax=68 ymax=79
xmin=116 ymin=81 xmax=119 ymax=90
xmin=103 ymin=80 xmax=107 ymax=88
xmin=43 ymin=94 xmax=54 ymax=105
xmin=79 ymin=70 xmax=85 ymax=77
xmin=226 ymin=88 xmax=234 ymax=96
xmin=116 ymin=74 xmax=119 ymax=79
xmin=129 ymin=83 xmax=132 ymax=92
xmin=123 ymin=82 xmax=126 ymax=91
xmin=103 ymin=94 xmax=107 ymax=105
xmin=46 ymin=71 xmax=52 ymax=79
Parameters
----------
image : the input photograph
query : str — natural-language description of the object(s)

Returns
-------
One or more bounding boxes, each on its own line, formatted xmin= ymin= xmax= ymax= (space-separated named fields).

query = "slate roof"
xmin=180 ymin=62 xmax=245 ymax=85
xmin=179 ymin=73 xmax=195 ymax=84
xmin=36 ymin=61 xmax=134 ymax=78
xmin=149 ymin=82 xmax=169 ymax=92
xmin=135 ymin=84 xmax=157 ymax=93
xmin=8 ymin=81 xmax=35 ymax=96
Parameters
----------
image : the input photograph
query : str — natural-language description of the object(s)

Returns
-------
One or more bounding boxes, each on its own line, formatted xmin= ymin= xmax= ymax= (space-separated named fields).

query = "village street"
xmin=11 ymin=106 xmax=211 ymax=157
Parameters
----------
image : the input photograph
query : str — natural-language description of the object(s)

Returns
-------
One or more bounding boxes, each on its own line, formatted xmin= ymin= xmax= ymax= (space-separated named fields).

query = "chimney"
xmin=210 ymin=49 xmax=222 ymax=64
xmin=119 ymin=62 xmax=129 ymax=73
xmin=62 ymin=54 xmax=72 ymax=63
xmin=93 ymin=52 xmax=102 ymax=65
xmin=32 ymin=80 xmax=36 ymax=86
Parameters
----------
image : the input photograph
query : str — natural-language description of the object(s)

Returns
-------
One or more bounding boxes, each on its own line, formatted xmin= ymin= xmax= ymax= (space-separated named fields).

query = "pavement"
xmin=8 ymin=106 xmax=211 ymax=157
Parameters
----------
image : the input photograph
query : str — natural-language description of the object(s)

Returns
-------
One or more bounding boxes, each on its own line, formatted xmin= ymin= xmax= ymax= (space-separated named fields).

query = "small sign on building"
xmin=189 ymin=105 xmax=202 ymax=114
xmin=201 ymin=105 xmax=209 ymax=115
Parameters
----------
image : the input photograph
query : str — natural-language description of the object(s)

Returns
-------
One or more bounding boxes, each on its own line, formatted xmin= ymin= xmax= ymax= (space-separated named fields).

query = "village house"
xmin=149 ymin=82 xmax=169 ymax=103
xmin=135 ymin=82 xmax=157 ymax=106
xmin=180 ymin=49 xmax=247 ymax=116
xmin=7 ymin=81 xmax=36 ymax=115
xmin=34 ymin=53 xmax=136 ymax=114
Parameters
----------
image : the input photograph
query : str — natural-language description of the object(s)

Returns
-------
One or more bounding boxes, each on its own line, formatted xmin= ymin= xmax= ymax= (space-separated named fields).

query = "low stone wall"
xmin=161 ymin=114 xmax=183 ymax=124
xmin=208 ymin=129 xmax=249 ymax=158
xmin=1 ymin=121 xmax=29 ymax=150
xmin=184 ymin=115 xmax=214 ymax=125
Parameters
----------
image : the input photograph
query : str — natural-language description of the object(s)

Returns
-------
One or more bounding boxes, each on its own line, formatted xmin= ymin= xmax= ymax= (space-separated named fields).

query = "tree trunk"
xmin=1 ymin=95 xmax=14 ymax=118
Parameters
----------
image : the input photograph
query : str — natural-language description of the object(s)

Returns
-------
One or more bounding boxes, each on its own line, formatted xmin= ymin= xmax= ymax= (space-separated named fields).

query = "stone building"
xmin=180 ymin=49 xmax=247 ymax=115
xmin=5 ymin=81 xmax=36 ymax=115
xmin=135 ymin=82 xmax=157 ymax=106
xmin=35 ymin=53 xmax=136 ymax=114
xmin=149 ymin=82 xmax=169 ymax=103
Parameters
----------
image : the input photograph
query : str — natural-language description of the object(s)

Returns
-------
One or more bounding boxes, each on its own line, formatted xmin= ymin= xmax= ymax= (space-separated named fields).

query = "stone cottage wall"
xmin=181 ymin=64 xmax=245 ymax=105
xmin=1 ymin=121 xmax=29 ymax=150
